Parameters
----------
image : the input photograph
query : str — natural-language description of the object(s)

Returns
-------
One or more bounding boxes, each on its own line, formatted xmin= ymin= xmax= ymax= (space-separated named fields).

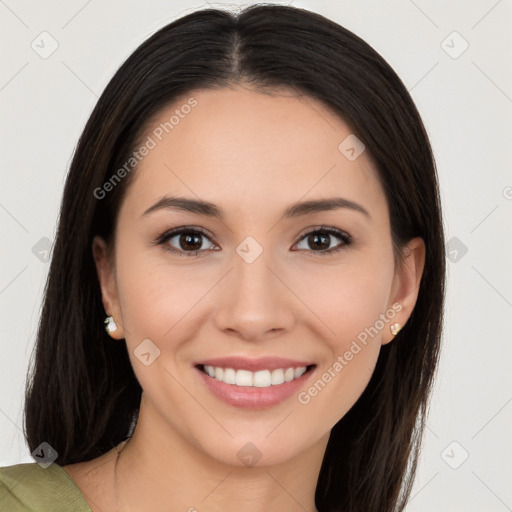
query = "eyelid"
xmin=153 ymin=226 xmax=216 ymax=245
xmin=295 ymin=225 xmax=351 ymax=243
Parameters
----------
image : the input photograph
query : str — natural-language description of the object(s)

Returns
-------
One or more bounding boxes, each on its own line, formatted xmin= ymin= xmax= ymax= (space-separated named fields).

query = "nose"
xmin=213 ymin=246 xmax=296 ymax=342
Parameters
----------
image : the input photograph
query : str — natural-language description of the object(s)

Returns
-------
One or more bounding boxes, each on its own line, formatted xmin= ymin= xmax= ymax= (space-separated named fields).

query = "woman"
xmin=0 ymin=4 xmax=445 ymax=511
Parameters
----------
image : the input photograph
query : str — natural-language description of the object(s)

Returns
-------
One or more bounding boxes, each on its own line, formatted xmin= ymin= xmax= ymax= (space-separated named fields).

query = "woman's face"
xmin=94 ymin=85 xmax=424 ymax=467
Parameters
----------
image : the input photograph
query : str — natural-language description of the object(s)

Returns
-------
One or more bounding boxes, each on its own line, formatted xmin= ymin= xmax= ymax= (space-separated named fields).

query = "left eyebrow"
xmin=140 ymin=195 xmax=370 ymax=220
xmin=283 ymin=197 xmax=370 ymax=219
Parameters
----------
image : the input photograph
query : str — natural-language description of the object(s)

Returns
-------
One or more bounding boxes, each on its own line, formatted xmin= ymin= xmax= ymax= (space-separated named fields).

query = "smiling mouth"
xmin=196 ymin=364 xmax=316 ymax=388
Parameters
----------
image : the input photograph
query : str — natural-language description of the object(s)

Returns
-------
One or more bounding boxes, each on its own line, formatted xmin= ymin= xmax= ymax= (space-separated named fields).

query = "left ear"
xmin=382 ymin=237 xmax=425 ymax=345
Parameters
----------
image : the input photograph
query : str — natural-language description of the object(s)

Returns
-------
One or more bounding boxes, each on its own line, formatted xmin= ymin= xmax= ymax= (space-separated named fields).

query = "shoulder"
xmin=0 ymin=462 xmax=92 ymax=512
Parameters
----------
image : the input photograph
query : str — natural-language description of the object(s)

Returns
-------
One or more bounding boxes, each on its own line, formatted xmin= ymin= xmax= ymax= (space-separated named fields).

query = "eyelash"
xmin=153 ymin=225 xmax=352 ymax=257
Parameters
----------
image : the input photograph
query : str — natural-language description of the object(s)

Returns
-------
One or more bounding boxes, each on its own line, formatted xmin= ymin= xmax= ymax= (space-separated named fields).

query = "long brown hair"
xmin=24 ymin=5 xmax=445 ymax=511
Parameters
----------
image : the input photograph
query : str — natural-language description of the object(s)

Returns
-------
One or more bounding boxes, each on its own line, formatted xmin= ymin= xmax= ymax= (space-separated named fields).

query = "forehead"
xmin=121 ymin=86 xmax=387 ymax=221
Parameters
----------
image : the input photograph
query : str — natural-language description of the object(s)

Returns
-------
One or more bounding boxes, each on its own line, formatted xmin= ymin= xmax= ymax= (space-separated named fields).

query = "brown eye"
xmin=156 ymin=227 xmax=217 ymax=256
xmin=176 ymin=232 xmax=203 ymax=251
xmin=305 ymin=233 xmax=331 ymax=251
xmin=294 ymin=227 xmax=351 ymax=255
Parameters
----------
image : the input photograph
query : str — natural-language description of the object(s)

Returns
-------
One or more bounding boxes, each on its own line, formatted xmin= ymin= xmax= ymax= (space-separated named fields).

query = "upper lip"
xmin=195 ymin=356 xmax=315 ymax=372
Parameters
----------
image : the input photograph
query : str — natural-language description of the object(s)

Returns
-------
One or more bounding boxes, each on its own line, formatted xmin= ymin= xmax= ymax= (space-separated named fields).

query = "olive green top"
xmin=0 ymin=462 xmax=92 ymax=511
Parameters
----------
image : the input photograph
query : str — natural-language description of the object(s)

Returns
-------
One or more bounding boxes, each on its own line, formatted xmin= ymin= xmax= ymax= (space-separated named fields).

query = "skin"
xmin=63 ymin=84 xmax=425 ymax=512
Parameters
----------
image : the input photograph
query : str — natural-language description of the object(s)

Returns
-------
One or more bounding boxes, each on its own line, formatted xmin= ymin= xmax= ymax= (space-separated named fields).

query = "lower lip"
xmin=195 ymin=366 xmax=315 ymax=410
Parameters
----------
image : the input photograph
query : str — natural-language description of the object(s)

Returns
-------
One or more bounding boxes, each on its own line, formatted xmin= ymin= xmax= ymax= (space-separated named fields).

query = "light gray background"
xmin=1 ymin=1 xmax=511 ymax=510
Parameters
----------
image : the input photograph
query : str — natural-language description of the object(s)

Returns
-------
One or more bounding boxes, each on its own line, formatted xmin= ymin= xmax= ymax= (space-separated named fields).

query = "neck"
xmin=113 ymin=397 xmax=326 ymax=512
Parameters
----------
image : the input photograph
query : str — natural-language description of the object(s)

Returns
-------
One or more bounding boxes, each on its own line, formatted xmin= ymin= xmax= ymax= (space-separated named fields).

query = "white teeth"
xmin=294 ymin=367 xmax=306 ymax=378
xmin=235 ymin=369 xmax=253 ymax=386
xmin=202 ymin=365 xmax=309 ymax=387
xmin=284 ymin=368 xmax=295 ymax=382
xmin=271 ymin=368 xmax=284 ymax=385
xmin=223 ymin=368 xmax=236 ymax=384
xmin=253 ymin=370 xmax=271 ymax=387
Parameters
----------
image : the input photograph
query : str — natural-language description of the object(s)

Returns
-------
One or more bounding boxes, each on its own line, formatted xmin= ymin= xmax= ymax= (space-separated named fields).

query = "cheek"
xmin=296 ymin=341 xmax=381 ymax=436
xmin=115 ymin=242 xmax=216 ymax=341
xmin=297 ymin=251 xmax=395 ymax=347
xmin=113 ymin=252 xmax=212 ymax=417
xmin=292 ymin=254 xmax=394 ymax=424
xmin=327 ymin=276 xmax=392 ymax=343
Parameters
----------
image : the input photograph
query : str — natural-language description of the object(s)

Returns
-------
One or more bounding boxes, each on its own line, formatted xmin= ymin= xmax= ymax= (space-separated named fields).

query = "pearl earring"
xmin=390 ymin=323 xmax=401 ymax=336
xmin=104 ymin=315 xmax=118 ymax=335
